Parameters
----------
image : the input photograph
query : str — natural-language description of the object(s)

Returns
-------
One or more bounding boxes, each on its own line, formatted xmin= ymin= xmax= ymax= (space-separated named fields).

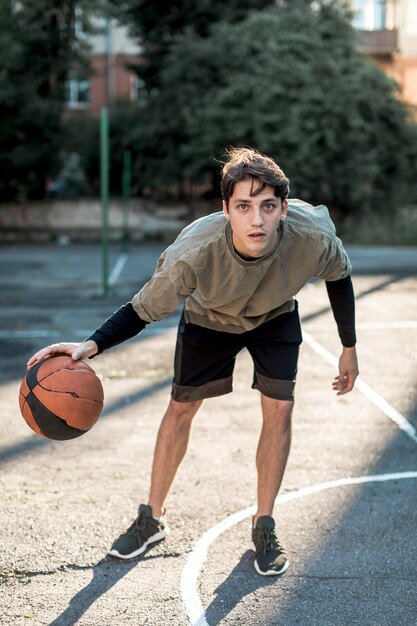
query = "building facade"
xmin=350 ymin=0 xmax=417 ymax=110
xmin=66 ymin=17 xmax=141 ymax=116
xmin=66 ymin=3 xmax=417 ymax=115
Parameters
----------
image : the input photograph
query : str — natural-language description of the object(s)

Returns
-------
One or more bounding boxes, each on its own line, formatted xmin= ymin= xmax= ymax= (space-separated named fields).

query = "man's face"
xmin=223 ymin=178 xmax=288 ymax=260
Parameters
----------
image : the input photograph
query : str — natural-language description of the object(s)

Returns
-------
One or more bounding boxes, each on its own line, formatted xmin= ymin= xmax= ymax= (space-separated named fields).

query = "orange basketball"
xmin=19 ymin=355 xmax=104 ymax=440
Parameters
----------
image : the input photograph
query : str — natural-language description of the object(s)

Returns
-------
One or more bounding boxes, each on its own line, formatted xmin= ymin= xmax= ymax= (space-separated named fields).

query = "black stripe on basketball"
xmin=26 ymin=360 xmax=43 ymax=392
xmin=24 ymin=389 xmax=86 ymax=440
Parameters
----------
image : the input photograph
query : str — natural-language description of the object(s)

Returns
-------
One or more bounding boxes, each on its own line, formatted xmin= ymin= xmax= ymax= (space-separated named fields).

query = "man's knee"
xmin=261 ymin=395 xmax=294 ymax=422
xmin=166 ymin=397 xmax=203 ymax=419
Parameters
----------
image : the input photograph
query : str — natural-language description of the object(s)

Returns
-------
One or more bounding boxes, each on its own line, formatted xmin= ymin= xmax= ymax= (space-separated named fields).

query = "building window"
xmin=352 ymin=0 xmax=387 ymax=30
xmin=374 ymin=0 xmax=386 ymax=29
xmin=66 ymin=73 xmax=90 ymax=108
xmin=130 ymin=75 xmax=146 ymax=101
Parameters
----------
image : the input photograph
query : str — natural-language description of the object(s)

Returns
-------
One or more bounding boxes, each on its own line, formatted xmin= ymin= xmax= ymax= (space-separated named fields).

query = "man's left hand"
xmin=332 ymin=346 xmax=359 ymax=396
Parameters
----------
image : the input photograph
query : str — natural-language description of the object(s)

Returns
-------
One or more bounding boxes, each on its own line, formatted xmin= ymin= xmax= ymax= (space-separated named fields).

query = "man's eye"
xmin=263 ymin=204 xmax=276 ymax=210
xmin=238 ymin=204 xmax=248 ymax=211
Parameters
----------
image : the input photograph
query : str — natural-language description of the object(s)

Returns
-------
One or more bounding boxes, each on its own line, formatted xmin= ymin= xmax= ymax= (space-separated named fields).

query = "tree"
xmin=0 ymin=0 xmax=96 ymax=201
xmin=122 ymin=0 xmax=417 ymax=212
xmin=109 ymin=0 xmax=275 ymax=89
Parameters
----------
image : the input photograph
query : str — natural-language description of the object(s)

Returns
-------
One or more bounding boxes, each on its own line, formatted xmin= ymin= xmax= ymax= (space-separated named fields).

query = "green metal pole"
xmin=100 ymin=107 xmax=109 ymax=296
xmin=122 ymin=150 xmax=131 ymax=254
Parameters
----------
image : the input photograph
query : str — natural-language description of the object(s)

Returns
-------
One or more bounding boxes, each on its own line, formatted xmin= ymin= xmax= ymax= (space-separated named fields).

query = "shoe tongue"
xmin=138 ymin=504 xmax=152 ymax=517
xmin=256 ymin=515 xmax=275 ymax=530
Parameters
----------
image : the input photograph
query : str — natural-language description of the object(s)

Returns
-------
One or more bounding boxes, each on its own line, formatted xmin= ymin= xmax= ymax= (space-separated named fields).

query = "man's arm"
xmin=26 ymin=303 xmax=147 ymax=368
xmin=27 ymin=230 xmax=198 ymax=368
xmin=325 ymin=276 xmax=359 ymax=395
xmin=87 ymin=303 xmax=148 ymax=356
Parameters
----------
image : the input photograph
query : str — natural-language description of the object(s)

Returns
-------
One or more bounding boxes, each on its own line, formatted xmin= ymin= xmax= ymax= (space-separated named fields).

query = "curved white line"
xmin=180 ymin=471 xmax=417 ymax=626
xmin=302 ymin=331 xmax=417 ymax=444
xmin=181 ymin=331 xmax=417 ymax=624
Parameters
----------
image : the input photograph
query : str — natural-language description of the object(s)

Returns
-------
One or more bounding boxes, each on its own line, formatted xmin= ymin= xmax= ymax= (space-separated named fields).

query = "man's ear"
xmin=222 ymin=200 xmax=230 ymax=220
xmin=280 ymin=198 xmax=288 ymax=221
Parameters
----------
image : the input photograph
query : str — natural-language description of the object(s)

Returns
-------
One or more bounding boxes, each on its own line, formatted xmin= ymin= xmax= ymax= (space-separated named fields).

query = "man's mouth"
xmin=248 ymin=232 xmax=266 ymax=241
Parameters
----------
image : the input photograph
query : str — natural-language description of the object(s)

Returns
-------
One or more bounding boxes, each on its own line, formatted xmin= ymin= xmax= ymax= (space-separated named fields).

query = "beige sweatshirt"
xmin=131 ymin=199 xmax=352 ymax=334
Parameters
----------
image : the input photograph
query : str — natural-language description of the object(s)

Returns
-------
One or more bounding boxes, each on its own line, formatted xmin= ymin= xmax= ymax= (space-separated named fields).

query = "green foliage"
xmin=115 ymin=0 xmax=417 ymax=213
xmin=102 ymin=100 xmax=143 ymax=195
xmin=57 ymin=112 xmax=101 ymax=195
xmin=0 ymin=0 xmax=96 ymax=201
xmin=61 ymin=101 xmax=145 ymax=196
xmin=109 ymin=0 xmax=275 ymax=89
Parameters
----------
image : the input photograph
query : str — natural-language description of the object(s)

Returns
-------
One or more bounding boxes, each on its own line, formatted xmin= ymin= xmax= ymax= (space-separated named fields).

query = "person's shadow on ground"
xmin=203 ymin=549 xmax=284 ymax=625
xmin=48 ymin=542 xmax=180 ymax=626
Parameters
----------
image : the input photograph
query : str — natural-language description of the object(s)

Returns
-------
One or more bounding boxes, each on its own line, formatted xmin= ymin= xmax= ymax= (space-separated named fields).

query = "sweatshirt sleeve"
xmin=131 ymin=250 xmax=197 ymax=323
xmin=314 ymin=234 xmax=352 ymax=282
xmin=86 ymin=248 xmax=196 ymax=355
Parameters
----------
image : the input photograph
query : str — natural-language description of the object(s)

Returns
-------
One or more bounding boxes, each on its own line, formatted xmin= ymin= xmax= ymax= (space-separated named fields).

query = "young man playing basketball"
xmin=28 ymin=147 xmax=358 ymax=576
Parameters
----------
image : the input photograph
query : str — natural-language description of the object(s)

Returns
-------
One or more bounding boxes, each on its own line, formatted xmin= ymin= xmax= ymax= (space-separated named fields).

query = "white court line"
xmin=180 ymin=471 xmax=417 ymax=626
xmin=307 ymin=321 xmax=417 ymax=330
xmin=5 ymin=320 xmax=415 ymax=340
xmin=181 ymin=331 xmax=417 ymax=625
xmin=0 ymin=329 xmax=108 ymax=339
xmin=0 ymin=323 xmax=180 ymax=340
xmin=0 ymin=330 xmax=62 ymax=339
xmin=355 ymin=321 xmax=417 ymax=329
xmin=302 ymin=331 xmax=417 ymax=445
xmin=108 ymin=253 xmax=128 ymax=286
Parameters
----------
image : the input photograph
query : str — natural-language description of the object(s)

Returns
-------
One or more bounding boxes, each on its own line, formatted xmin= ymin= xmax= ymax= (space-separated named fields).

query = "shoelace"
xmin=255 ymin=527 xmax=281 ymax=556
xmin=127 ymin=512 xmax=150 ymax=542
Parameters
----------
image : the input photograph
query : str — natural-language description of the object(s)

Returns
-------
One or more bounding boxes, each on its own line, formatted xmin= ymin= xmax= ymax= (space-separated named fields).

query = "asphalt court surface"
xmin=0 ymin=241 xmax=416 ymax=626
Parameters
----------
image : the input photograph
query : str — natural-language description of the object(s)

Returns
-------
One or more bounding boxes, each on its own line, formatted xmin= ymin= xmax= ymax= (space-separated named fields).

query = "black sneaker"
xmin=252 ymin=515 xmax=289 ymax=576
xmin=108 ymin=504 xmax=170 ymax=559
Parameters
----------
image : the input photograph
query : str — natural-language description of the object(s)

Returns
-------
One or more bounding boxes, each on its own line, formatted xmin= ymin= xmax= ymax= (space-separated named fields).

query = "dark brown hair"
xmin=221 ymin=147 xmax=289 ymax=205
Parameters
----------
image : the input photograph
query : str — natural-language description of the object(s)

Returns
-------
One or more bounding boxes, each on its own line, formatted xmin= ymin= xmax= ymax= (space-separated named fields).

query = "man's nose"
xmin=251 ymin=207 xmax=264 ymax=225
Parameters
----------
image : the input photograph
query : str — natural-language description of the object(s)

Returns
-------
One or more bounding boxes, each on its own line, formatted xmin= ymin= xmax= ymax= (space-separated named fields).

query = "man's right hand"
xmin=26 ymin=340 xmax=98 ymax=369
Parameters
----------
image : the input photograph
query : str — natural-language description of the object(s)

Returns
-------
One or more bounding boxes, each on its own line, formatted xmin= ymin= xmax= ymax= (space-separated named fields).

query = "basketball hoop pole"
xmin=122 ymin=150 xmax=131 ymax=254
xmin=100 ymin=107 xmax=109 ymax=296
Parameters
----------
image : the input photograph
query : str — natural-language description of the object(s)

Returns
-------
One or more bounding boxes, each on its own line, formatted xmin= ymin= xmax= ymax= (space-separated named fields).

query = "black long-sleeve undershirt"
xmin=325 ymin=275 xmax=356 ymax=347
xmin=87 ymin=275 xmax=356 ymax=356
xmin=87 ymin=303 xmax=147 ymax=356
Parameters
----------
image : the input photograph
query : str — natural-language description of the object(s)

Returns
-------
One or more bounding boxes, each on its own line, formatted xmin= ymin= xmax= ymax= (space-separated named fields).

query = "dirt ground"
xmin=0 ymin=242 xmax=416 ymax=626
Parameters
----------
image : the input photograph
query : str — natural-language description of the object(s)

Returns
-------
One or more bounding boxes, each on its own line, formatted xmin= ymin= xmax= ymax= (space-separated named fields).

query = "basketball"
xmin=19 ymin=355 xmax=104 ymax=440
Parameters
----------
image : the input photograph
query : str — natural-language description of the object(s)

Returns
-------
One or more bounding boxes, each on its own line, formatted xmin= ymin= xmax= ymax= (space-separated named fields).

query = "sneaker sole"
xmin=108 ymin=527 xmax=170 ymax=560
xmin=254 ymin=558 xmax=289 ymax=576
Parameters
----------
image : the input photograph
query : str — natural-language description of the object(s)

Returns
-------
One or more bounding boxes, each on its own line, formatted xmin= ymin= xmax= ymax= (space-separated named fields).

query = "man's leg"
xmin=148 ymin=397 xmax=203 ymax=516
xmin=251 ymin=394 xmax=293 ymax=576
xmin=254 ymin=395 xmax=293 ymax=525
xmin=247 ymin=308 xmax=301 ymax=522
xmin=109 ymin=396 xmax=202 ymax=559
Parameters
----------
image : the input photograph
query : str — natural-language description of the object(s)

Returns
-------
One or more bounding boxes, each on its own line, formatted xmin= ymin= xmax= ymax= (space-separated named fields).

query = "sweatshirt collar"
xmin=225 ymin=220 xmax=284 ymax=267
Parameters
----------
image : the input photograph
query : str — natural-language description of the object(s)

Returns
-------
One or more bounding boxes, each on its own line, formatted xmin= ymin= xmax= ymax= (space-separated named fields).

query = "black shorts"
xmin=171 ymin=303 xmax=302 ymax=403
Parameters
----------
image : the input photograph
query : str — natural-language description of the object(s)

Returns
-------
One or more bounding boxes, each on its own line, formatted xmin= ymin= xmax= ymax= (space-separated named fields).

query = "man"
xmin=28 ymin=147 xmax=358 ymax=576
